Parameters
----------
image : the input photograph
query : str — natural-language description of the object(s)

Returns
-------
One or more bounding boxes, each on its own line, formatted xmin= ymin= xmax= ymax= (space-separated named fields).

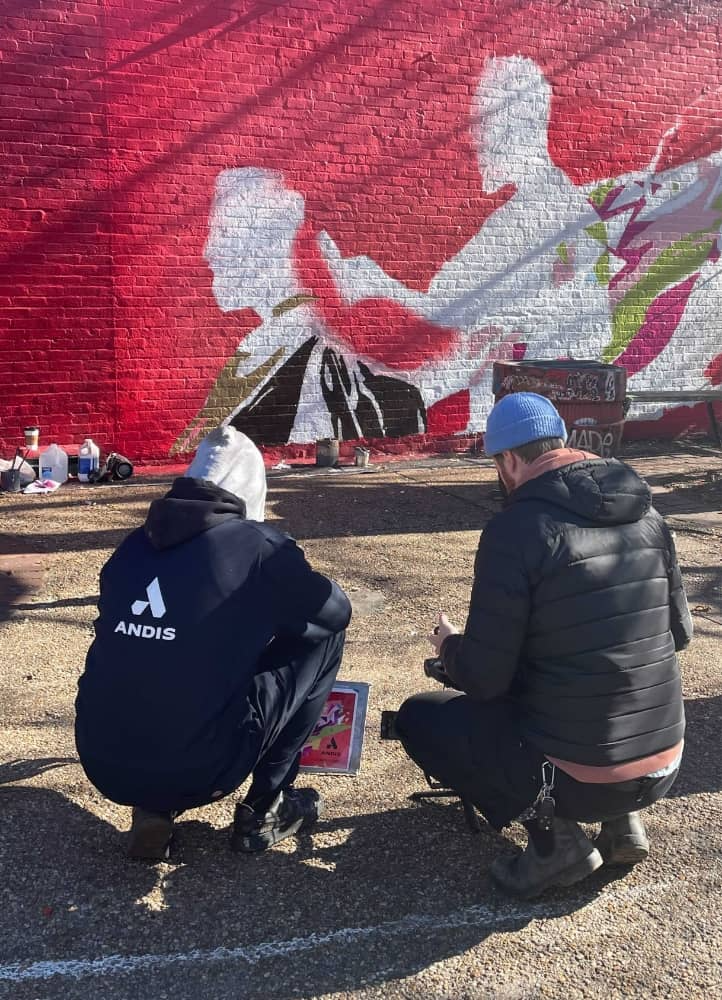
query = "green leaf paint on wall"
xmin=594 ymin=251 xmax=611 ymax=287
xmin=585 ymin=221 xmax=608 ymax=243
xmin=603 ymin=229 xmax=718 ymax=362
xmin=588 ymin=179 xmax=616 ymax=208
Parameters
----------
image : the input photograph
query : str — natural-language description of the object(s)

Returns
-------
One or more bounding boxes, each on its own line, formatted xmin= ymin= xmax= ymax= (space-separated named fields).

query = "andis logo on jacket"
xmin=114 ymin=577 xmax=176 ymax=641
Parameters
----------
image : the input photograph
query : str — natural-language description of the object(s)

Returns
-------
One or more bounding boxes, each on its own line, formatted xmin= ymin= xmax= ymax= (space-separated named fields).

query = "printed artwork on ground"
xmin=172 ymin=55 xmax=722 ymax=453
xmin=298 ymin=682 xmax=369 ymax=775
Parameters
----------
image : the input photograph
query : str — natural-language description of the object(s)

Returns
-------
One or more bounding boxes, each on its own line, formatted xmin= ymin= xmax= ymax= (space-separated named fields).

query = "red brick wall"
xmin=1 ymin=1 xmax=720 ymax=461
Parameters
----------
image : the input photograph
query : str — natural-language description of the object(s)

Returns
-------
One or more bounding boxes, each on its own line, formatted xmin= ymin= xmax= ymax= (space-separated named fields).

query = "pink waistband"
xmin=548 ymin=741 xmax=684 ymax=784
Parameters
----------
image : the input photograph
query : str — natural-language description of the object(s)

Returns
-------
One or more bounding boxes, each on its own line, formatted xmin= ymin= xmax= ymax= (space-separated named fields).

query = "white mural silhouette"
xmin=172 ymin=167 xmax=426 ymax=453
xmin=321 ymin=56 xmax=612 ymax=429
xmin=173 ymin=55 xmax=722 ymax=451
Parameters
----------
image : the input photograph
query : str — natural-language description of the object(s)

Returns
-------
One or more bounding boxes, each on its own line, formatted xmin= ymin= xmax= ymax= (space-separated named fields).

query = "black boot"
xmin=231 ymin=788 xmax=324 ymax=853
xmin=595 ymin=812 xmax=649 ymax=865
xmin=491 ymin=817 xmax=603 ymax=899
xmin=127 ymin=808 xmax=175 ymax=861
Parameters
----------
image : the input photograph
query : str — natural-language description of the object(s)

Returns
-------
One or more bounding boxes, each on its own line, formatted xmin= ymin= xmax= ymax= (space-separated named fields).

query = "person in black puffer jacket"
xmin=75 ymin=426 xmax=351 ymax=861
xmin=397 ymin=392 xmax=692 ymax=899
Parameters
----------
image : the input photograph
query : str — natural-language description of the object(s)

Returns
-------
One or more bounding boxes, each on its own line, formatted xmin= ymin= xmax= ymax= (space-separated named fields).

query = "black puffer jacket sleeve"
xmin=441 ymin=515 xmax=531 ymax=700
xmin=662 ymin=522 xmax=693 ymax=651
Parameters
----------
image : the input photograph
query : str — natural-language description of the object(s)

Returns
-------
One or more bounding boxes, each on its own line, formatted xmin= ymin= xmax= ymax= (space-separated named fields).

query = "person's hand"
xmin=427 ymin=613 xmax=459 ymax=656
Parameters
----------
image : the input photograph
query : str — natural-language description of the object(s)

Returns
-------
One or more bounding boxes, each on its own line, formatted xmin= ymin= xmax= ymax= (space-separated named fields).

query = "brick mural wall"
xmin=1 ymin=0 xmax=721 ymax=461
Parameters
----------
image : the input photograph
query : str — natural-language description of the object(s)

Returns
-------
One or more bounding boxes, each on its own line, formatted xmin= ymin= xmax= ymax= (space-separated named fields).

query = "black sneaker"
xmin=231 ymin=788 xmax=323 ymax=853
xmin=127 ymin=808 xmax=175 ymax=861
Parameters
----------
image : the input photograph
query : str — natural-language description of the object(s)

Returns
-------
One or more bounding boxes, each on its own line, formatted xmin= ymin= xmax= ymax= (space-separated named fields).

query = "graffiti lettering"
xmin=567 ymin=425 xmax=620 ymax=457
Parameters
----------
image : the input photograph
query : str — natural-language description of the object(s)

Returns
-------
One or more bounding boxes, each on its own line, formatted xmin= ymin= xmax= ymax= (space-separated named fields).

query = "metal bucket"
xmin=0 ymin=469 xmax=22 ymax=492
xmin=315 ymin=438 xmax=339 ymax=467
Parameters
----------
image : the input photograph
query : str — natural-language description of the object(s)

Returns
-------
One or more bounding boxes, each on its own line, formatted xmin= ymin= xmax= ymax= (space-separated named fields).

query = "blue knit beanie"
xmin=484 ymin=392 xmax=567 ymax=456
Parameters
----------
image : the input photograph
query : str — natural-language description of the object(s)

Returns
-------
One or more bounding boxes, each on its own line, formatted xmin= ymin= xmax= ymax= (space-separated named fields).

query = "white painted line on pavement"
xmin=0 ymin=881 xmax=672 ymax=983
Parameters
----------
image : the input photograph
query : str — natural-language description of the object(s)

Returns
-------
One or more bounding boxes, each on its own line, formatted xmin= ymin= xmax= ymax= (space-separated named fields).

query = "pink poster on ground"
xmin=299 ymin=682 xmax=370 ymax=776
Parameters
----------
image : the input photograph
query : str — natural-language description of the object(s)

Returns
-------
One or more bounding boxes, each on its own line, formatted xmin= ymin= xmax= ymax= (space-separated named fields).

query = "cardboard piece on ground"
xmin=299 ymin=681 xmax=370 ymax=776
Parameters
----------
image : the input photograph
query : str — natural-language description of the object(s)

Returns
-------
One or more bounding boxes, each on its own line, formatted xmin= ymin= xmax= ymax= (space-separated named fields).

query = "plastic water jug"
xmin=39 ymin=443 xmax=69 ymax=484
xmin=78 ymin=438 xmax=100 ymax=482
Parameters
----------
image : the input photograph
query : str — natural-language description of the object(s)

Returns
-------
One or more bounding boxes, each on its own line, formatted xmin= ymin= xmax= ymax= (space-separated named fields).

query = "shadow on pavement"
xmin=271 ymin=477 xmax=500 ymax=540
xmin=0 ymin=553 xmax=50 ymax=623
xmin=669 ymin=695 xmax=722 ymax=799
xmin=644 ymin=468 xmax=722 ymax=517
xmin=0 ymin=757 xmax=78 ymax=785
xmin=10 ymin=595 xmax=99 ymax=612
xmin=0 ymin=784 xmax=160 ymax=964
xmin=0 ymin=489 xmax=163 ymax=517
xmin=682 ymin=566 xmax=722 ymax=615
xmin=0 ymin=780 xmax=631 ymax=999
xmin=0 ymin=527 xmax=135 ymax=556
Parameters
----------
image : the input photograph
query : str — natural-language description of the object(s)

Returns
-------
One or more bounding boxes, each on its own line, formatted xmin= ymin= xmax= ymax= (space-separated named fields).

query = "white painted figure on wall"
xmin=173 ymin=56 xmax=722 ymax=452
xmin=172 ymin=168 xmax=427 ymax=454
xmin=321 ymin=55 xmax=612 ymax=430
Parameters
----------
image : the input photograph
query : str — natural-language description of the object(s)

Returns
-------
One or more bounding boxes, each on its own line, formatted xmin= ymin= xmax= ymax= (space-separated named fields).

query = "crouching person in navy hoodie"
xmin=75 ymin=426 xmax=351 ymax=860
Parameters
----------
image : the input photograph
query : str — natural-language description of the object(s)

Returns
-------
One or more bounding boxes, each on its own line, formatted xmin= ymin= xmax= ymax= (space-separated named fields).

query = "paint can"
xmin=354 ymin=447 xmax=370 ymax=468
xmin=0 ymin=469 xmax=22 ymax=492
xmin=315 ymin=438 xmax=339 ymax=468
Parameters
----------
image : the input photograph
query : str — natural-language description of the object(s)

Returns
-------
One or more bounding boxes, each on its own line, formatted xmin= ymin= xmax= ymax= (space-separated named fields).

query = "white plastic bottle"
xmin=78 ymin=438 xmax=100 ymax=482
xmin=39 ymin=443 xmax=69 ymax=484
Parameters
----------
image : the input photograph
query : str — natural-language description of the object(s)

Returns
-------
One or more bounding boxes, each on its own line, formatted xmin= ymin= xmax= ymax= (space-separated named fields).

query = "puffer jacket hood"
xmin=144 ymin=477 xmax=247 ymax=550
xmin=511 ymin=457 xmax=651 ymax=525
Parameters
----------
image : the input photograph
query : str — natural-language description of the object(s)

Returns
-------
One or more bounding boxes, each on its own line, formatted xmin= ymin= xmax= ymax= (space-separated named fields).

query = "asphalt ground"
xmin=1 ymin=444 xmax=721 ymax=1000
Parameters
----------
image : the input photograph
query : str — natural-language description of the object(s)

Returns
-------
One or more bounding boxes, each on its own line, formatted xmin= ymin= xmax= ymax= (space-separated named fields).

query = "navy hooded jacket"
xmin=75 ymin=478 xmax=351 ymax=803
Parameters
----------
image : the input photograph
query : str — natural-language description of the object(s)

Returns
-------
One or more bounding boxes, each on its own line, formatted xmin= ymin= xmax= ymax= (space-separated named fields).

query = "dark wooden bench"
xmin=625 ymin=390 xmax=722 ymax=448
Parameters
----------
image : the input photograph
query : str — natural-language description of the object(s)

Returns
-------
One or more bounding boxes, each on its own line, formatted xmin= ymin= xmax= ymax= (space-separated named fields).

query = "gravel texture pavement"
xmin=1 ymin=443 xmax=720 ymax=1000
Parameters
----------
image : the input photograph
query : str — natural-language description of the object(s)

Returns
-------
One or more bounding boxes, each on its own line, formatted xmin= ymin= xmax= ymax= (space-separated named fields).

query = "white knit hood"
xmin=185 ymin=426 xmax=267 ymax=521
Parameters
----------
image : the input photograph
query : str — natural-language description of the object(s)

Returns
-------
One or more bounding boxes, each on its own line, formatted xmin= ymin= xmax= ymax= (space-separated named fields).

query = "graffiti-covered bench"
xmin=625 ymin=390 xmax=722 ymax=448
